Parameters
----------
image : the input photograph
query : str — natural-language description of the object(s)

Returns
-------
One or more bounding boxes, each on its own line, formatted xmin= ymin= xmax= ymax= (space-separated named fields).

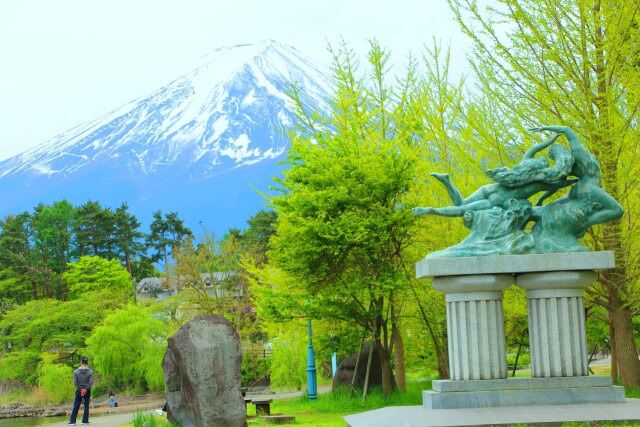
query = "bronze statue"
xmin=413 ymin=126 xmax=623 ymax=258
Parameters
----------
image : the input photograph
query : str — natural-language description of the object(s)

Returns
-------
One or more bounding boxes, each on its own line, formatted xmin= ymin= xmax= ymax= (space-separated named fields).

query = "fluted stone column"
xmin=433 ymin=274 xmax=512 ymax=380
xmin=516 ymin=271 xmax=594 ymax=377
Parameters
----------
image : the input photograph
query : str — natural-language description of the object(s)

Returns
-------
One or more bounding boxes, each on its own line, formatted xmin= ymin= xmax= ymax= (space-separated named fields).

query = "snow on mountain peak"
xmin=0 ymin=40 xmax=332 ymax=180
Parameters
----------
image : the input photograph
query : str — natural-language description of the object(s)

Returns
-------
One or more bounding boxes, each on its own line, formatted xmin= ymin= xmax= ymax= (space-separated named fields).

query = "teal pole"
xmin=307 ymin=317 xmax=318 ymax=399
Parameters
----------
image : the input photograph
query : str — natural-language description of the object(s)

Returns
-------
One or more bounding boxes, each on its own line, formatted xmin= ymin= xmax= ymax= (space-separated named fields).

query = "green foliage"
xmin=448 ymin=0 xmax=640 ymax=386
xmin=146 ymin=210 xmax=193 ymax=273
xmin=73 ymin=201 xmax=117 ymax=259
xmin=0 ymin=212 xmax=34 ymax=303
xmin=86 ymin=304 xmax=169 ymax=392
xmin=264 ymin=40 xmax=431 ymax=395
xmin=241 ymin=352 xmax=270 ymax=386
xmin=251 ymin=380 xmax=429 ymax=425
xmin=0 ymin=200 xmax=148 ymax=303
xmin=0 ymin=292 xmax=120 ymax=385
xmin=37 ymin=353 xmax=75 ymax=404
xmin=506 ymin=352 xmax=530 ymax=368
xmin=269 ymin=326 xmax=307 ymax=391
xmin=64 ymin=255 xmax=134 ymax=301
xmin=133 ymin=410 xmax=160 ymax=427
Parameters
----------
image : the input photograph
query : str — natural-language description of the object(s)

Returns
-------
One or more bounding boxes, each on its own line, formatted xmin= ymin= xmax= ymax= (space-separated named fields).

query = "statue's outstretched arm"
xmin=528 ymin=126 xmax=581 ymax=150
xmin=522 ymin=132 xmax=560 ymax=160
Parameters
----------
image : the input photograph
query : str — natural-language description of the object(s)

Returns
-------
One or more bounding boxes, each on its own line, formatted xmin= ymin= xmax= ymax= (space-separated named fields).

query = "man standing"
xmin=67 ymin=357 xmax=94 ymax=425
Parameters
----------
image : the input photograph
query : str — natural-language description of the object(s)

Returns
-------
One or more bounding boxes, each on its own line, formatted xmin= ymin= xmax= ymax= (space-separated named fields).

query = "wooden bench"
xmin=252 ymin=398 xmax=273 ymax=415
xmin=243 ymin=397 xmax=252 ymax=412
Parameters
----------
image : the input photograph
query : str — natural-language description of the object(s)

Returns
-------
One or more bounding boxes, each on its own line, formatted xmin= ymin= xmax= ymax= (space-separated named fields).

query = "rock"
xmin=332 ymin=342 xmax=396 ymax=391
xmin=162 ymin=314 xmax=247 ymax=427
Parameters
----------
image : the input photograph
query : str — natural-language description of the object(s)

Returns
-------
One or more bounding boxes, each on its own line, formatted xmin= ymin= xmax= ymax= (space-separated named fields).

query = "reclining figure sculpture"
xmin=413 ymin=126 xmax=623 ymax=258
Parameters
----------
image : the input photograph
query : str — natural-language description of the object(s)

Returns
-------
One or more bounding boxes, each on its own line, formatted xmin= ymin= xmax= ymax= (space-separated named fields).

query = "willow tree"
xmin=268 ymin=40 xmax=425 ymax=395
xmin=86 ymin=304 xmax=168 ymax=391
xmin=448 ymin=0 xmax=640 ymax=386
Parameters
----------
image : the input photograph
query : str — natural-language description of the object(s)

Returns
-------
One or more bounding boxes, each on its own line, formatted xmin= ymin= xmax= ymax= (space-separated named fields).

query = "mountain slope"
xmin=0 ymin=41 xmax=332 ymax=233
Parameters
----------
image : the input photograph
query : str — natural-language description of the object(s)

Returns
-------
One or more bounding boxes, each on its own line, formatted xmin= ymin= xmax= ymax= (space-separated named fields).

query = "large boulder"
xmin=332 ymin=342 xmax=396 ymax=391
xmin=162 ymin=315 xmax=246 ymax=427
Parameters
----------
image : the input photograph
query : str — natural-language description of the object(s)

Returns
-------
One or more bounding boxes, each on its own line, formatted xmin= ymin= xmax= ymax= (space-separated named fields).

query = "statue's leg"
xmin=430 ymin=173 xmax=464 ymax=205
xmin=414 ymin=199 xmax=493 ymax=218
xmin=427 ymin=205 xmax=469 ymax=217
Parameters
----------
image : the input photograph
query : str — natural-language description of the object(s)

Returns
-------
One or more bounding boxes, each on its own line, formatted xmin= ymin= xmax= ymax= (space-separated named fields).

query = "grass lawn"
xmin=125 ymin=376 xmax=640 ymax=427
xmin=246 ymin=380 xmax=427 ymax=426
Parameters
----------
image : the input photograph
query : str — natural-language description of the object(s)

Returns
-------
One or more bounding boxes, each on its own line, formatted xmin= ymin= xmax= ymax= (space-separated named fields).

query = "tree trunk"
xmin=599 ymin=220 xmax=640 ymax=387
xmin=411 ymin=287 xmax=450 ymax=378
xmin=609 ymin=313 xmax=619 ymax=383
xmin=592 ymin=0 xmax=640 ymax=389
xmin=394 ymin=332 xmax=406 ymax=392
xmin=374 ymin=301 xmax=395 ymax=396
xmin=437 ymin=341 xmax=450 ymax=380
xmin=377 ymin=339 xmax=394 ymax=397
xmin=608 ymin=304 xmax=640 ymax=387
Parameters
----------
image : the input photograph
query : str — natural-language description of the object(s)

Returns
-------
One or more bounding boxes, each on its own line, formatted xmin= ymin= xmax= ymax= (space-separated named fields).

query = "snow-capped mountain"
xmin=0 ymin=40 xmax=332 ymax=234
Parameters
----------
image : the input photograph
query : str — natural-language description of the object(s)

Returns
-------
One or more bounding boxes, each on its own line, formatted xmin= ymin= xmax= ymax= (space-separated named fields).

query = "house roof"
xmin=136 ymin=272 xmax=237 ymax=292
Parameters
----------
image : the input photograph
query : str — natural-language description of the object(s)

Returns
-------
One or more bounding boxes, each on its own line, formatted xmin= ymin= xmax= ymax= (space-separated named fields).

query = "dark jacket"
xmin=73 ymin=365 xmax=94 ymax=390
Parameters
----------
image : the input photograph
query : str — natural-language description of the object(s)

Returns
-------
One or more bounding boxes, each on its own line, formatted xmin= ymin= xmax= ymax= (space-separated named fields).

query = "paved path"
xmin=41 ymin=385 xmax=332 ymax=427
xmin=42 ymin=412 xmax=141 ymax=427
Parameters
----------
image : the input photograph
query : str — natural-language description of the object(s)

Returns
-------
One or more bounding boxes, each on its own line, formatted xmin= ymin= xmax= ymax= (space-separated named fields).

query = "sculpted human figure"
xmin=412 ymin=124 xmax=623 ymax=257
xmin=412 ymin=132 xmax=574 ymax=218
xmin=527 ymin=126 xmax=623 ymax=252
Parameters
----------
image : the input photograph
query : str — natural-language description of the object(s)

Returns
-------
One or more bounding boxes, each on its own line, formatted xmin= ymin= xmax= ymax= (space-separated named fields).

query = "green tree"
xmin=63 ymin=255 xmax=134 ymax=301
xmin=241 ymin=210 xmax=278 ymax=264
xmin=73 ymin=201 xmax=117 ymax=259
xmin=269 ymin=325 xmax=307 ymax=391
xmin=37 ymin=352 xmax=75 ymax=404
xmin=146 ymin=210 xmax=193 ymax=273
xmin=114 ymin=203 xmax=146 ymax=276
xmin=0 ymin=212 xmax=34 ymax=302
xmin=267 ymin=40 xmax=424 ymax=395
xmin=86 ymin=304 xmax=169 ymax=392
xmin=31 ymin=201 xmax=75 ymax=298
xmin=448 ymin=0 xmax=640 ymax=387
xmin=0 ymin=293 xmax=120 ymax=385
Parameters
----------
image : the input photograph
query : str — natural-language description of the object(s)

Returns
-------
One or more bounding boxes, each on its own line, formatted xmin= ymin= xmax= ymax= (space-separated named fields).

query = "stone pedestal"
xmin=433 ymin=274 xmax=511 ymax=380
xmin=516 ymin=271 xmax=593 ymax=377
xmin=416 ymin=252 xmax=624 ymax=409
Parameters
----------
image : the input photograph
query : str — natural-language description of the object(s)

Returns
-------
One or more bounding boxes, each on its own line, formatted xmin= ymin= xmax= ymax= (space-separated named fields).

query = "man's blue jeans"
xmin=69 ymin=388 xmax=91 ymax=424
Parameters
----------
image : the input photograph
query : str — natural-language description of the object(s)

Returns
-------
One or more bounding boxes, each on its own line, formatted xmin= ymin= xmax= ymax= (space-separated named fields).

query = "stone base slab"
xmin=424 ymin=376 xmax=624 ymax=409
xmin=432 ymin=375 xmax=612 ymax=392
xmin=416 ymin=251 xmax=614 ymax=278
xmin=344 ymin=399 xmax=640 ymax=427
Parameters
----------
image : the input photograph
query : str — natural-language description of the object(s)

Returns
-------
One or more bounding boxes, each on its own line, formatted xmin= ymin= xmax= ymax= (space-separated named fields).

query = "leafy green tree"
xmin=146 ymin=210 xmax=193 ymax=273
xmin=241 ymin=210 xmax=278 ymax=264
xmin=267 ymin=40 xmax=425 ymax=395
xmin=0 ymin=212 xmax=34 ymax=302
xmin=448 ymin=0 xmax=640 ymax=387
xmin=86 ymin=304 xmax=169 ymax=392
xmin=73 ymin=201 xmax=117 ymax=259
xmin=0 ymin=293 xmax=120 ymax=385
xmin=269 ymin=325 xmax=307 ymax=391
xmin=130 ymin=255 xmax=158 ymax=283
xmin=31 ymin=201 xmax=75 ymax=298
xmin=63 ymin=256 xmax=134 ymax=301
xmin=114 ymin=203 xmax=146 ymax=276
xmin=37 ymin=352 xmax=75 ymax=404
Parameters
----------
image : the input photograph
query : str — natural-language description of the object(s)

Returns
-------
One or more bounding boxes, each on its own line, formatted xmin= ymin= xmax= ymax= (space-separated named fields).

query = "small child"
xmin=108 ymin=391 xmax=118 ymax=408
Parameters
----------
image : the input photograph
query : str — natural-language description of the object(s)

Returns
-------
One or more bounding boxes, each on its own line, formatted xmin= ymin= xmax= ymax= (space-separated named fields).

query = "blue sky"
xmin=0 ymin=0 xmax=476 ymax=161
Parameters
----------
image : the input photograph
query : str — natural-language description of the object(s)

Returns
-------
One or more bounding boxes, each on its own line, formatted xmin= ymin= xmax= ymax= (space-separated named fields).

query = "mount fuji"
xmin=0 ymin=40 xmax=332 ymax=234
